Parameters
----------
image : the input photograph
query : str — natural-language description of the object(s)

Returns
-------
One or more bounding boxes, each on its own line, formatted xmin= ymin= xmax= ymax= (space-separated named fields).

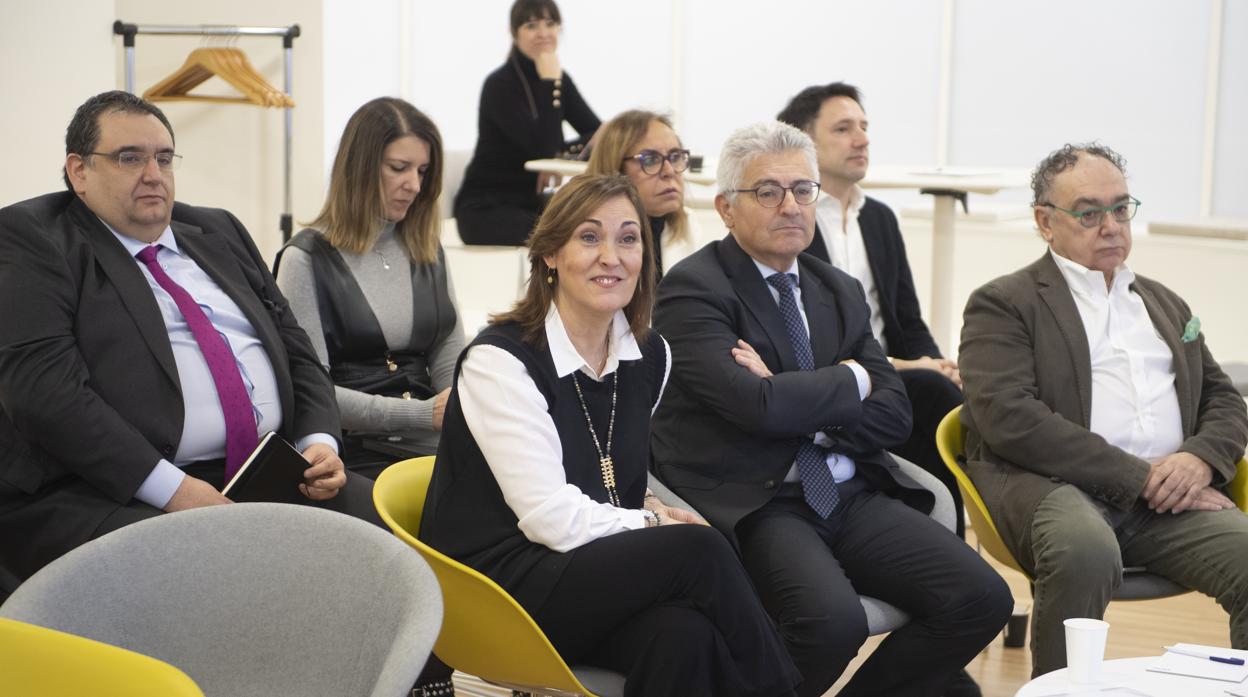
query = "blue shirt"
xmin=105 ymin=223 xmax=335 ymax=508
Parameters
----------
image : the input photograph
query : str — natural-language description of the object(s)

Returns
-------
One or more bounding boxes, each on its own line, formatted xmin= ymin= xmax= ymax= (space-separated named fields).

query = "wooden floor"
xmin=828 ymin=529 xmax=1230 ymax=696
xmin=451 ymin=527 xmax=1231 ymax=697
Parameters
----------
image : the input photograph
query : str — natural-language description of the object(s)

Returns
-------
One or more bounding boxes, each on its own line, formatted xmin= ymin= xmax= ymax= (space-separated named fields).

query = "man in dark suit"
xmin=652 ymin=120 xmax=1009 ymax=697
xmin=0 ymin=91 xmax=367 ymax=593
xmin=777 ymin=82 xmax=966 ymax=537
xmin=959 ymin=142 xmax=1248 ymax=676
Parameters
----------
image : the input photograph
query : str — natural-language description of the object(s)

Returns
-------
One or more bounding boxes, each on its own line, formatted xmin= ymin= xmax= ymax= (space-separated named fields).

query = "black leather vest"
xmin=277 ymin=229 xmax=456 ymax=399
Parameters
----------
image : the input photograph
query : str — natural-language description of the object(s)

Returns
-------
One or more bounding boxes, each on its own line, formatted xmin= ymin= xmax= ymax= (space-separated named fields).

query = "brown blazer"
xmin=958 ymin=252 xmax=1248 ymax=560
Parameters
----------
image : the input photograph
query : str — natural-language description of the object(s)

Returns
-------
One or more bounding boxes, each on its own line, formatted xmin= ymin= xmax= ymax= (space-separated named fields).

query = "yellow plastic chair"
xmin=0 ymin=616 xmax=204 ymax=697
xmin=937 ymin=405 xmax=1248 ymax=599
xmin=374 ymin=457 xmax=624 ymax=697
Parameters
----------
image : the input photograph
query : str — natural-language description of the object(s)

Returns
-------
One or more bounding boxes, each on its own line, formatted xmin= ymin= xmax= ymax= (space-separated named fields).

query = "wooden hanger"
xmin=143 ymin=47 xmax=294 ymax=108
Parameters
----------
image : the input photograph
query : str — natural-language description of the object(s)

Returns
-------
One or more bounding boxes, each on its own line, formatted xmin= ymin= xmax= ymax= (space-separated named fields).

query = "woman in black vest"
xmin=453 ymin=0 xmax=600 ymax=245
xmin=422 ymin=174 xmax=799 ymax=697
xmin=276 ymin=98 xmax=464 ymax=479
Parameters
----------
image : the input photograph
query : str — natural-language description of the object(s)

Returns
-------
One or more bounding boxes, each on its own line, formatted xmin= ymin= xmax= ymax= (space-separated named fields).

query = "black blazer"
xmin=0 ymin=192 xmax=339 ymax=581
xmin=806 ymin=196 xmax=942 ymax=360
xmin=651 ymin=234 xmax=931 ymax=543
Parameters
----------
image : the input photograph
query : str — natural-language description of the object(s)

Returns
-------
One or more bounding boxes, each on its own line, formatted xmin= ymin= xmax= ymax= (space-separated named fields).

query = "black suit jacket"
xmin=651 ymin=234 xmax=931 ymax=543
xmin=0 ymin=192 xmax=339 ymax=580
xmin=806 ymin=196 xmax=942 ymax=360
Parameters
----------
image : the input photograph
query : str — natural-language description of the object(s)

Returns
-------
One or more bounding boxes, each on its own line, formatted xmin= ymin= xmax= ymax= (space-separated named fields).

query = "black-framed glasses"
xmin=625 ymin=149 xmax=690 ymax=175
xmin=732 ymin=180 xmax=821 ymax=208
xmin=87 ymin=150 xmax=182 ymax=171
xmin=1040 ymin=196 xmax=1140 ymax=229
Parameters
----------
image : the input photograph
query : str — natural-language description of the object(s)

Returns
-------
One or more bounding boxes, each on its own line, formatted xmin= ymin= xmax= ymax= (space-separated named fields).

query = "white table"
xmin=860 ymin=166 xmax=1031 ymax=351
xmin=525 ymin=159 xmax=1030 ymax=351
xmin=1016 ymin=656 xmax=1246 ymax=697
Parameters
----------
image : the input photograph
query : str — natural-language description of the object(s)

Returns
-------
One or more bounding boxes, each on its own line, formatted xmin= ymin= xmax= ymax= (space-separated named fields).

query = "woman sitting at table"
xmin=453 ymin=0 xmax=600 ymax=246
xmin=587 ymin=109 xmax=698 ymax=279
xmin=421 ymin=174 xmax=800 ymax=697
xmin=276 ymin=97 xmax=464 ymax=480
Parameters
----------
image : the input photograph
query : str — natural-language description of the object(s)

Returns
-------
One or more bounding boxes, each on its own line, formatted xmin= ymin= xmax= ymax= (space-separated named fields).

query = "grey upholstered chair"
xmin=0 ymin=503 xmax=441 ymax=697
xmin=648 ymin=454 xmax=955 ymax=636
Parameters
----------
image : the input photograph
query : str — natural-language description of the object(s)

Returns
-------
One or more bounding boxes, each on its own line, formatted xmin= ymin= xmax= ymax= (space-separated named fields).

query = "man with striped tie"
xmin=651 ymin=120 xmax=1009 ymax=697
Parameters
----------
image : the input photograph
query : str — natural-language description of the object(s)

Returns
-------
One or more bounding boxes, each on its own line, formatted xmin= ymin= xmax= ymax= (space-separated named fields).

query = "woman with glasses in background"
xmin=275 ymin=97 xmax=464 ymax=480
xmin=454 ymin=0 xmax=600 ymax=246
xmin=587 ymin=110 xmax=699 ymax=280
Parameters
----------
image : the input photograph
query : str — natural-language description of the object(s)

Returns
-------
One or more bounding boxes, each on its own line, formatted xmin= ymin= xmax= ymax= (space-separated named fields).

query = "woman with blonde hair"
xmin=420 ymin=173 xmax=799 ymax=697
xmin=587 ymin=109 xmax=696 ymax=278
xmin=276 ymin=97 xmax=464 ymax=479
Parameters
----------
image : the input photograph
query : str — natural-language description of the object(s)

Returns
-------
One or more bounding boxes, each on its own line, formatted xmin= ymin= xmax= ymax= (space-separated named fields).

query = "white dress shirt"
xmin=752 ymin=258 xmax=870 ymax=483
xmin=1050 ymin=249 xmax=1184 ymax=461
xmin=107 ymin=224 xmax=334 ymax=508
xmin=814 ymin=185 xmax=888 ymax=355
xmin=457 ymin=305 xmax=672 ymax=552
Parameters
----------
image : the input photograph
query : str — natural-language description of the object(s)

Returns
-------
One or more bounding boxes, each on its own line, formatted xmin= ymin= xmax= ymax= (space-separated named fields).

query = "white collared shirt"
xmin=1050 ymin=249 xmax=1184 ymax=461
xmin=457 ymin=304 xmax=671 ymax=552
xmin=751 ymin=258 xmax=869 ymax=483
xmin=814 ymin=186 xmax=888 ymax=354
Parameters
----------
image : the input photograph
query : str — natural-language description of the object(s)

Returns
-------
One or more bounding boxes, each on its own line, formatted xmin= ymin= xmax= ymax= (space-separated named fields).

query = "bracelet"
xmin=644 ymin=509 xmax=661 ymax=528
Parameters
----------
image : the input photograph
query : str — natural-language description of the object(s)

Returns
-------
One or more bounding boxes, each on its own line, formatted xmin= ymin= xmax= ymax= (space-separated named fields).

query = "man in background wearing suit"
xmin=777 ymin=82 xmax=966 ymax=537
xmin=959 ymin=143 xmax=1248 ymax=676
xmin=0 ymin=91 xmax=369 ymax=594
xmin=652 ymin=120 xmax=1009 ymax=697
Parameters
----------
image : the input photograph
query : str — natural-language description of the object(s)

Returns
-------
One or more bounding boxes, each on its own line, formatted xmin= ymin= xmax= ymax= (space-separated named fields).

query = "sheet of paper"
xmin=1146 ymin=644 xmax=1248 ymax=683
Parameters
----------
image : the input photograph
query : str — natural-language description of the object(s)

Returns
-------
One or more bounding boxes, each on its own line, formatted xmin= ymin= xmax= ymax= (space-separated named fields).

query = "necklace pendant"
xmin=599 ymin=456 xmax=615 ymax=486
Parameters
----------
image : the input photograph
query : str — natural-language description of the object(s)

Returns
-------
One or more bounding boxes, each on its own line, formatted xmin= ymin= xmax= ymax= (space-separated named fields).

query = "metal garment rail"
xmin=113 ymin=20 xmax=300 ymax=242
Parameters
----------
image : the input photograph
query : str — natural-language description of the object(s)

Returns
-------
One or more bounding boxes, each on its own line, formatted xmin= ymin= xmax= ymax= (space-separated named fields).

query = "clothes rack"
xmin=113 ymin=21 xmax=301 ymax=242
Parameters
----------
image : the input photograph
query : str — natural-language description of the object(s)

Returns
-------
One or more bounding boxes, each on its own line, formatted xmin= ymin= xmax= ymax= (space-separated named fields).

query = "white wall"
xmin=322 ymin=0 xmax=403 ymax=183
xmin=4 ymin=1 xmax=1245 ymax=258
xmin=0 ymin=2 xmax=116 ymax=201
xmin=950 ymin=0 xmax=1213 ymax=219
xmin=1213 ymin=0 xmax=1248 ymax=219
xmin=0 ymin=1 xmax=325 ymax=262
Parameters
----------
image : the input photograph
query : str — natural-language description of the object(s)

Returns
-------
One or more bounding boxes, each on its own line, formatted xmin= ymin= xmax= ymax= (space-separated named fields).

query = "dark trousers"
xmin=454 ymin=202 xmax=538 ymax=246
xmin=737 ymin=480 xmax=1012 ymax=697
xmin=530 ymin=524 xmax=800 ymax=697
xmin=95 ymin=459 xmax=386 ymax=537
xmin=892 ymin=368 xmax=966 ymax=537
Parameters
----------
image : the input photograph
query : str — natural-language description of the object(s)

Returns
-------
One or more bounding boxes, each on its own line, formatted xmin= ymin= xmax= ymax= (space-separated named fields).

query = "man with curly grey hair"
xmin=959 ymin=142 xmax=1248 ymax=677
xmin=652 ymin=120 xmax=1011 ymax=697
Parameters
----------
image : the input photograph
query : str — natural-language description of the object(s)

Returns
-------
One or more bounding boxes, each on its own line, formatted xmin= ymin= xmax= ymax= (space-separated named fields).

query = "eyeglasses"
xmin=731 ymin=180 xmax=821 ymax=208
xmin=1040 ymin=196 xmax=1140 ymax=229
xmin=87 ymin=150 xmax=183 ymax=171
xmin=625 ymin=149 xmax=691 ymax=175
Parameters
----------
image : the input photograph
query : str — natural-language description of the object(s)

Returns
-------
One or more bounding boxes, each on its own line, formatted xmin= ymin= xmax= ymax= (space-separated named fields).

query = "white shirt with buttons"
xmin=1050 ymin=249 xmax=1184 ymax=461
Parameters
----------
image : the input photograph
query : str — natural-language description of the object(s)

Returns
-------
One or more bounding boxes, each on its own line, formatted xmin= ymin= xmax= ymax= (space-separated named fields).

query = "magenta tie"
xmin=136 ymin=245 xmax=259 ymax=479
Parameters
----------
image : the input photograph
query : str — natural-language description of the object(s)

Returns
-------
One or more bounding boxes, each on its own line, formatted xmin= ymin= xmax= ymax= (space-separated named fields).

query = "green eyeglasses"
xmin=1040 ymin=196 xmax=1140 ymax=229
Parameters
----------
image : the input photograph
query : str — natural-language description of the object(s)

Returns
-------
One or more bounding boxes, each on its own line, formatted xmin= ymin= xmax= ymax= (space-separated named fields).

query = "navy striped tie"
xmin=766 ymin=272 xmax=839 ymax=517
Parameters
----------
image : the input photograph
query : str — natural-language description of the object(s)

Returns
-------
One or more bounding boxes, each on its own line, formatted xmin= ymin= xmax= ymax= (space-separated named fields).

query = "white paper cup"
xmin=1064 ymin=618 xmax=1109 ymax=684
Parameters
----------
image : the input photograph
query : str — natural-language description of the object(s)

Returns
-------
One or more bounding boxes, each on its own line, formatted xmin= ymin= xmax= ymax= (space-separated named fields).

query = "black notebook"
xmin=222 ymin=432 xmax=308 ymax=504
